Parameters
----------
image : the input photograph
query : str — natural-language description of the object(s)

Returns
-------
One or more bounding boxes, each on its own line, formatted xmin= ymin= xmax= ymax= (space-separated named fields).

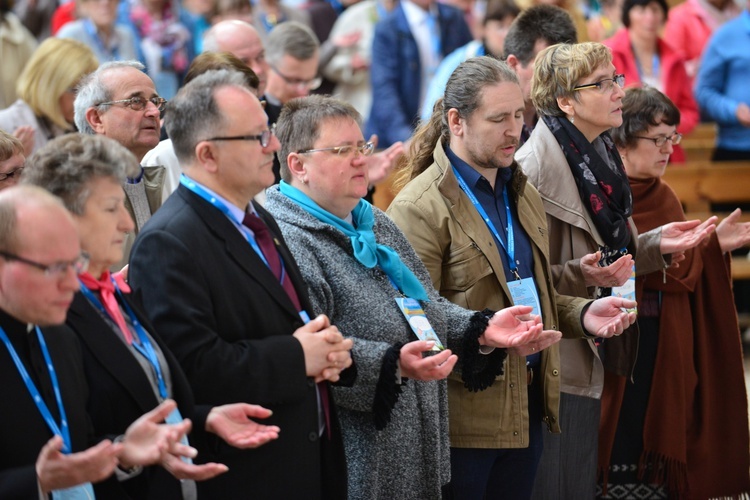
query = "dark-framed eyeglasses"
xmin=0 ymin=166 xmax=25 ymax=183
xmin=298 ymin=142 xmax=375 ymax=158
xmin=204 ymin=123 xmax=276 ymax=148
xmin=97 ymin=96 xmax=168 ymax=112
xmin=634 ymin=132 xmax=683 ymax=147
xmin=573 ymin=74 xmax=625 ymax=93
xmin=0 ymin=250 xmax=89 ymax=277
xmin=269 ymin=64 xmax=322 ymax=90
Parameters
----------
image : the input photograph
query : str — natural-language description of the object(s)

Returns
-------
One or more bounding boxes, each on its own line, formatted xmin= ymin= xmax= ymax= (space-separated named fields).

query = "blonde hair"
xmin=16 ymin=38 xmax=99 ymax=129
xmin=530 ymin=42 xmax=612 ymax=117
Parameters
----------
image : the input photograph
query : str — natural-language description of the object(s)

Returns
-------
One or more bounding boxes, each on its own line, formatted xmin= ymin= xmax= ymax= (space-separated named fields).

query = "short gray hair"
xmin=0 ymin=186 xmax=68 ymax=252
xmin=277 ymin=95 xmax=361 ymax=182
xmin=22 ymin=134 xmax=140 ymax=215
xmin=74 ymin=60 xmax=146 ymax=135
xmin=265 ymin=21 xmax=319 ymax=65
xmin=165 ymin=69 xmax=249 ymax=164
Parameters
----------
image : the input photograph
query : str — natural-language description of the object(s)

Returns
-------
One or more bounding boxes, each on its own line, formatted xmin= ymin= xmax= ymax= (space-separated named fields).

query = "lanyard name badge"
xmin=0 ymin=325 xmax=95 ymax=499
xmin=611 ymin=257 xmax=637 ymax=314
xmin=181 ymin=176 xmax=308 ymax=321
xmin=452 ymin=166 xmax=542 ymax=316
xmin=79 ymin=280 xmax=192 ymax=463
xmin=395 ymin=296 xmax=444 ymax=351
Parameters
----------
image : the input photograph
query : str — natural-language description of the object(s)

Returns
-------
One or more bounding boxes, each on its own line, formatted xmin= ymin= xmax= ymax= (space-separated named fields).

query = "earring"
xmin=567 ymin=115 xmax=574 ymax=125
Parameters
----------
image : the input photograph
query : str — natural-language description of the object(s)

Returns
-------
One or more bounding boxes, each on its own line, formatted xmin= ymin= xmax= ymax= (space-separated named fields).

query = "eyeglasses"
xmin=0 ymin=166 xmax=24 ymax=183
xmin=634 ymin=132 xmax=683 ymax=147
xmin=573 ymin=74 xmax=625 ymax=93
xmin=0 ymin=250 xmax=89 ymax=277
xmin=298 ymin=142 xmax=375 ymax=158
xmin=204 ymin=123 xmax=276 ymax=148
xmin=97 ymin=96 xmax=168 ymax=112
xmin=270 ymin=65 xmax=322 ymax=90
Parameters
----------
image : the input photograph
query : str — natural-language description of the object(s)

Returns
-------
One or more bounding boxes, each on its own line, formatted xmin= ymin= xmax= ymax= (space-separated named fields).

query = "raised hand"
xmin=365 ymin=134 xmax=404 ymax=186
xmin=118 ymin=399 xmax=192 ymax=470
xmin=161 ymin=453 xmax=229 ymax=481
xmin=717 ymin=209 xmax=750 ymax=253
xmin=580 ymin=251 xmax=634 ymax=288
xmin=482 ymin=305 xmax=541 ymax=347
xmin=660 ymin=217 xmax=716 ymax=255
xmin=399 ymin=340 xmax=457 ymax=381
xmin=206 ymin=403 xmax=280 ymax=449
xmin=36 ymin=436 xmax=121 ymax=495
xmin=582 ymin=296 xmax=638 ymax=338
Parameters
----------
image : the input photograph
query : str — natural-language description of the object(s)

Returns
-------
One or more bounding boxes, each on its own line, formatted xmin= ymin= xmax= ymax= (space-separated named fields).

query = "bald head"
xmin=203 ymin=21 xmax=269 ymax=95
xmin=0 ymin=186 xmax=80 ymax=325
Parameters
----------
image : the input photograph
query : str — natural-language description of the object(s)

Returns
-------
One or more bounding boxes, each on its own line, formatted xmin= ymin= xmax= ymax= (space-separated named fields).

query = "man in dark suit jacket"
xmin=0 ymin=186 xmax=182 ymax=499
xmin=129 ymin=69 xmax=354 ymax=499
xmin=367 ymin=0 xmax=473 ymax=147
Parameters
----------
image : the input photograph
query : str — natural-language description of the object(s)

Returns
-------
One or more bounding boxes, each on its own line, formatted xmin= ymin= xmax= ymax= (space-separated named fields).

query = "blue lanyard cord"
xmin=79 ymin=281 xmax=169 ymax=400
xmin=180 ymin=175 xmax=288 ymax=283
xmin=0 ymin=326 xmax=72 ymax=453
xmin=452 ymin=166 xmax=520 ymax=278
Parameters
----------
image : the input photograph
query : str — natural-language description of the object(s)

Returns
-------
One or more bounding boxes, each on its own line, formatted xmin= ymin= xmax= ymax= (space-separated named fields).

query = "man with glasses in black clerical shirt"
xmin=0 ymin=185 xmax=187 ymax=499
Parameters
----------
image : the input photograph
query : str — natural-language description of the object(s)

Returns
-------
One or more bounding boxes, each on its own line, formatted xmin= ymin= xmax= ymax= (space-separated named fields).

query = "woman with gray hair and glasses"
xmin=23 ymin=133 xmax=281 ymax=499
xmin=516 ymin=41 xmax=716 ymax=498
xmin=264 ymin=94 xmax=559 ymax=498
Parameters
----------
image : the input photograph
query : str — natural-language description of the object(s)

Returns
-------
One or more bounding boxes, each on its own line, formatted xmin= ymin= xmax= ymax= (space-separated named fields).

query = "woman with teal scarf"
xmin=264 ymin=95 xmax=561 ymax=499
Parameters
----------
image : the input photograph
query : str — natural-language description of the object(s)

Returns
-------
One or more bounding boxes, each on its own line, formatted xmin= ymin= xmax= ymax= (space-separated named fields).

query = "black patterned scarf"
xmin=543 ymin=114 xmax=633 ymax=250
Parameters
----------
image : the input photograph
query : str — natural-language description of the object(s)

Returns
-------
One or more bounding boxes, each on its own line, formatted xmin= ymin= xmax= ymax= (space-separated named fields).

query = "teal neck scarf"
xmin=279 ymin=181 xmax=429 ymax=301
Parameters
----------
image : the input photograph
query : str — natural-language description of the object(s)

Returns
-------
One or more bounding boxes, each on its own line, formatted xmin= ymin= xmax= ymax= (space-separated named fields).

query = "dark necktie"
xmin=242 ymin=213 xmax=302 ymax=312
xmin=242 ymin=212 xmax=332 ymax=439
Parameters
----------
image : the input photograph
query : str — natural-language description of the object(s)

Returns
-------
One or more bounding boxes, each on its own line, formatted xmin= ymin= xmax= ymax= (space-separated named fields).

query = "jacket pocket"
xmin=441 ymin=241 xmax=493 ymax=291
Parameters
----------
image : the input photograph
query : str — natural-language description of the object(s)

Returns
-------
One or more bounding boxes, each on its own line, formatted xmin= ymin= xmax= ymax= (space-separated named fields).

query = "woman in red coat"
xmin=604 ymin=0 xmax=699 ymax=162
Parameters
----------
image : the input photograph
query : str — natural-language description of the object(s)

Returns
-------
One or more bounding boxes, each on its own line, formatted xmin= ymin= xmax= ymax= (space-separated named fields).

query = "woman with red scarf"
xmin=23 ymin=133 xmax=281 ymax=499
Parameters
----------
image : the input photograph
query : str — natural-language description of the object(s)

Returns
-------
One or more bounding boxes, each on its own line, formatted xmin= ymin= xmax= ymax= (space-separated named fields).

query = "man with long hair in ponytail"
xmin=387 ymin=56 xmax=638 ymax=499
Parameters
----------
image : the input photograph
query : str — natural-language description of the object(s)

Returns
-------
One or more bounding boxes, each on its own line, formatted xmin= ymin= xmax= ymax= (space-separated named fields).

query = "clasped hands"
xmin=294 ymin=314 xmax=353 ymax=383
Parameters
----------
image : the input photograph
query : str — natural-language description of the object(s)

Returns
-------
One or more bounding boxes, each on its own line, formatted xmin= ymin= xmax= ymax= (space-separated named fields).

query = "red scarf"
xmin=78 ymin=271 xmax=133 ymax=344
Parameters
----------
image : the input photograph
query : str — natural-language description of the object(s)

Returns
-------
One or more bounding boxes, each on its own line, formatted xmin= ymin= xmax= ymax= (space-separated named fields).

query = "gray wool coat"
xmin=266 ymin=187 xmax=500 ymax=499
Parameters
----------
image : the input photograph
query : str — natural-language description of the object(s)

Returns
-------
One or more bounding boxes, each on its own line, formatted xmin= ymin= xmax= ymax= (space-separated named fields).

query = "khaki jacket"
xmin=517 ymin=119 xmax=666 ymax=397
xmin=388 ymin=141 xmax=590 ymax=448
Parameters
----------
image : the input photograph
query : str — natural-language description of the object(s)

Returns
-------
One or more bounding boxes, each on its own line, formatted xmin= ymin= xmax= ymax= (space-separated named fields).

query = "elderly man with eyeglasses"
xmin=74 ymin=60 xmax=168 ymax=269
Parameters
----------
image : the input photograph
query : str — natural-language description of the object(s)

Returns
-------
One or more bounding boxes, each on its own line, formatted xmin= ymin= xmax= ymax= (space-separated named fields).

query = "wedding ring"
xmin=531 ymin=347 xmax=536 ymax=352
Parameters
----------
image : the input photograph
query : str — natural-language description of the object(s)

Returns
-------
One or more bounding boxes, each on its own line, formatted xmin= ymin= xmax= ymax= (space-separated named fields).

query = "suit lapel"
xmin=179 ymin=186 xmax=302 ymax=320
xmin=67 ymin=293 xmax=159 ymax=412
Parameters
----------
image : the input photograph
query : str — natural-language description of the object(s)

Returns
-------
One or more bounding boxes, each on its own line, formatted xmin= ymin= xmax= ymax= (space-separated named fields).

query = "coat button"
xmin=513 ymin=431 xmax=519 ymax=436
xmin=552 ymin=369 xmax=559 ymax=376
xmin=509 ymin=383 xmax=514 ymax=389
xmin=551 ymin=325 xmax=557 ymax=330
xmin=308 ymin=432 xmax=317 ymax=442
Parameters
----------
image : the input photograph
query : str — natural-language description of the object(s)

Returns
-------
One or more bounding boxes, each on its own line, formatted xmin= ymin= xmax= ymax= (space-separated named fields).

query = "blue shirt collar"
xmin=445 ymin=145 xmax=513 ymax=195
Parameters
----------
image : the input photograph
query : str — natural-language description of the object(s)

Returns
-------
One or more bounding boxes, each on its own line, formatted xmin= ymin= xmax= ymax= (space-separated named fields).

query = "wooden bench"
xmin=680 ymin=122 xmax=717 ymax=162
xmin=661 ymin=160 xmax=750 ymax=282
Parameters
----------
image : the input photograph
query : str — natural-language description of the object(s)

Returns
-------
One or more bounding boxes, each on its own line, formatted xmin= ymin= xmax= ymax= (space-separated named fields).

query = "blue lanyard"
xmin=632 ymin=44 xmax=660 ymax=81
xmin=79 ymin=281 xmax=169 ymax=400
xmin=452 ymin=165 xmax=520 ymax=278
xmin=181 ymin=175 xmax=288 ymax=282
xmin=0 ymin=325 xmax=73 ymax=453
